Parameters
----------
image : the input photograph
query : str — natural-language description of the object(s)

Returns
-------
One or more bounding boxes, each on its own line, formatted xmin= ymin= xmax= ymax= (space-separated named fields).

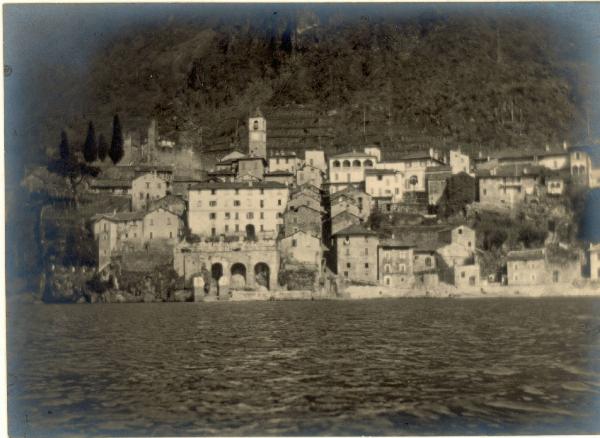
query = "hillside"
xmin=72 ymin=8 xmax=595 ymax=160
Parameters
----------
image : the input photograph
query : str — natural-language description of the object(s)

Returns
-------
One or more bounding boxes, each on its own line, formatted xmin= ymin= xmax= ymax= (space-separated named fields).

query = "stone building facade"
xmin=334 ymin=224 xmax=379 ymax=284
xmin=131 ymin=173 xmax=168 ymax=211
xmin=279 ymin=231 xmax=324 ymax=268
xmin=378 ymin=240 xmax=414 ymax=288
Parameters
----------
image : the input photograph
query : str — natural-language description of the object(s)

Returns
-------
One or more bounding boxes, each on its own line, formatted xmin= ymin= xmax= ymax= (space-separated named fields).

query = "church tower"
xmin=248 ymin=108 xmax=267 ymax=158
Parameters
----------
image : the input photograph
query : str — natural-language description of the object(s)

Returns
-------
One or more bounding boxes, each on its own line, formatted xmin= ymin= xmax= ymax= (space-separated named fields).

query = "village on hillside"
xmin=23 ymin=108 xmax=600 ymax=302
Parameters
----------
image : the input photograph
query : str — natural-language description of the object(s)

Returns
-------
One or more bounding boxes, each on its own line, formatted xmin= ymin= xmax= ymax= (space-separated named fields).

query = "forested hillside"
xmin=81 ymin=7 xmax=597 ymax=157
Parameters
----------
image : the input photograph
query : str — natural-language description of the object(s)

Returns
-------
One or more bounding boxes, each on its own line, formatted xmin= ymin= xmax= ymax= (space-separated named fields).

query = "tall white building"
xmin=188 ymin=181 xmax=289 ymax=239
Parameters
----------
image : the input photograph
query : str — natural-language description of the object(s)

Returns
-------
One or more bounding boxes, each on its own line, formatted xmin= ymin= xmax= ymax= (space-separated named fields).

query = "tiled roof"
xmin=476 ymin=164 xmax=545 ymax=178
xmin=334 ymin=224 xmax=378 ymax=237
xmin=379 ymin=239 xmax=415 ymax=248
xmin=189 ymin=181 xmax=287 ymax=190
xmin=507 ymin=248 xmax=545 ymax=261
xmin=265 ymin=170 xmax=295 ymax=176
xmin=91 ymin=211 xmax=145 ymax=222
xmin=89 ymin=179 xmax=132 ymax=188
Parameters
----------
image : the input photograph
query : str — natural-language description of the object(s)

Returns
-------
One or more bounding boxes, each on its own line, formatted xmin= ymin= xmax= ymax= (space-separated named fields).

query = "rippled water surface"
xmin=7 ymin=298 xmax=600 ymax=436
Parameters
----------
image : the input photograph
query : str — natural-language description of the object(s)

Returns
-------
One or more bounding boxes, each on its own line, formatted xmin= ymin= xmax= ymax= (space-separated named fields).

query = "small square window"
xmin=347 ymin=262 xmax=351 ymax=268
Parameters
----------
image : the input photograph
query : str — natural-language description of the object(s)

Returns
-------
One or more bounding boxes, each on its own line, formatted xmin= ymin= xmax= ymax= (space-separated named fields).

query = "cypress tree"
xmin=109 ymin=114 xmax=124 ymax=164
xmin=97 ymin=133 xmax=108 ymax=161
xmin=83 ymin=121 xmax=97 ymax=162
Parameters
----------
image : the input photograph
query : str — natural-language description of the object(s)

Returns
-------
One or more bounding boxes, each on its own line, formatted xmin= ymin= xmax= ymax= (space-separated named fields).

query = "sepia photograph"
xmin=4 ymin=1 xmax=600 ymax=436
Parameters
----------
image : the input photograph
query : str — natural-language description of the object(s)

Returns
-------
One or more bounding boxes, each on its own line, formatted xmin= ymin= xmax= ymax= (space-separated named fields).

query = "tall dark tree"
xmin=97 ymin=133 xmax=108 ymax=161
xmin=83 ymin=121 xmax=97 ymax=162
xmin=109 ymin=114 xmax=124 ymax=164
xmin=47 ymin=130 xmax=100 ymax=208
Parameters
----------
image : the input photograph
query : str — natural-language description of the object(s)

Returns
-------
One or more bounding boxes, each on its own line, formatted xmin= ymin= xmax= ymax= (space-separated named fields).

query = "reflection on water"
xmin=7 ymin=297 xmax=600 ymax=436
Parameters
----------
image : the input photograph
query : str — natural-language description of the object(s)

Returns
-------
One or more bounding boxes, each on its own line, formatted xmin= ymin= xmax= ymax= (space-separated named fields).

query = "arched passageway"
xmin=254 ymin=263 xmax=271 ymax=290
xmin=211 ymin=263 xmax=223 ymax=295
xmin=230 ymin=263 xmax=247 ymax=289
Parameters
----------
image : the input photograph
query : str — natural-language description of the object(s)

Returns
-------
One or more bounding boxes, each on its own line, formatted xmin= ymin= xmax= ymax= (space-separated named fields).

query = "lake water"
xmin=7 ymin=297 xmax=600 ymax=436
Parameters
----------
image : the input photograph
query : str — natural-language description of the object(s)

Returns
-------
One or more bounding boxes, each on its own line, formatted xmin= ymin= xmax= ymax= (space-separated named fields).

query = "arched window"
xmin=352 ymin=160 xmax=361 ymax=167
xmin=384 ymin=264 xmax=391 ymax=274
xmin=333 ymin=160 xmax=341 ymax=168
xmin=253 ymin=120 xmax=259 ymax=130
xmin=409 ymin=175 xmax=418 ymax=186
xmin=579 ymin=165 xmax=586 ymax=174
xmin=399 ymin=264 xmax=406 ymax=273
xmin=364 ymin=160 xmax=374 ymax=167
xmin=572 ymin=166 xmax=579 ymax=175
xmin=342 ymin=160 xmax=351 ymax=167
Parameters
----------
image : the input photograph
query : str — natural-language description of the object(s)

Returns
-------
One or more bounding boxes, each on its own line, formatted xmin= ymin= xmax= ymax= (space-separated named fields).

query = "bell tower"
xmin=248 ymin=108 xmax=267 ymax=158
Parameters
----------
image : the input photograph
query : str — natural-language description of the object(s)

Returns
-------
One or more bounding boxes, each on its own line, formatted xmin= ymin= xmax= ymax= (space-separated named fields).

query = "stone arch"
xmin=254 ymin=262 xmax=271 ymax=290
xmin=364 ymin=159 xmax=374 ymax=167
xmin=342 ymin=160 xmax=351 ymax=167
xmin=352 ymin=160 xmax=361 ymax=167
xmin=572 ymin=166 xmax=579 ymax=175
xmin=230 ymin=263 xmax=247 ymax=289
xmin=333 ymin=160 xmax=341 ymax=168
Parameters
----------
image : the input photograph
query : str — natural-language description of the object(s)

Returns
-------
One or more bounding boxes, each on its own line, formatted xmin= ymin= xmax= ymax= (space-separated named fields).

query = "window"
xmin=458 ymin=228 xmax=463 ymax=235
xmin=235 ymin=224 xmax=239 ymax=232
xmin=309 ymin=159 xmax=314 ymax=165
xmin=576 ymin=152 xmax=580 ymax=159
xmin=260 ymin=212 xmax=264 ymax=220
xmin=225 ymin=212 xmax=231 ymax=220
xmin=125 ymin=233 xmax=128 ymax=239
xmin=103 ymin=224 xmax=107 ymax=231
xmin=260 ymin=200 xmax=264 ymax=208
xmin=292 ymin=239 xmax=297 ymax=247
xmin=211 ymin=228 xmax=216 ymax=236
xmin=150 ymin=232 xmax=153 ymax=239
xmin=365 ymin=263 xmax=369 ymax=268
xmin=483 ymin=189 xmax=487 ymax=196
xmin=225 ymin=225 xmax=229 ymax=232
xmin=425 ymin=257 xmax=432 ymax=267
xmin=377 ymin=175 xmax=383 ymax=181
xmin=211 ymin=189 xmax=216 ymax=195
xmin=347 ymin=262 xmax=351 ymax=268
xmin=365 ymin=248 xmax=368 ymax=255
xmin=139 ymin=193 xmax=144 ymax=199
xmin=253 ymin=120 xmax=259 ymax=130
xmin=386 ymin=277 xmax=390 ymax=285
xmin=260 ymin=189 xmax=264 ymax=195
xmin=209 ymin=213 xmax=217 ymax=220
xmin=344 ymin=271 xmax=348 ymax=277
xmin=235 ymin=213 xmax=239 ymax=220
xmin=461 ymin=272 xmax=465 ymax=278
xmin=247 ymin=212 xmax=254 ymax=219
xmin=235 ymin=189 xmax=239 ymax=195
xmin=260 ymin=225 xmax=264 ymax=231
xmin=278 ymin=199 xmax=282 ymax=206
xmin=169 ymin=231 xmax=173 ymax=238
xmin=146 ymin=182 xmax=150 ymax=189
xmin=468 ymin=241 xmax=472 ymax=247
xmin=234 ymin=200 xmax=241 ymax=207
xmin=209 ymin=201 xmax=217 ymax=207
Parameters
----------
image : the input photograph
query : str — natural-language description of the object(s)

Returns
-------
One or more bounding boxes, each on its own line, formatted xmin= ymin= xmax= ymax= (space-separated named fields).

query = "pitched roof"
xmin=89 ymin=179 xmax=132 ymax=188
xmin=507 ymin=248 xmax=545 ymax=261
xmin=365 ymin=168 xmax=399 ymax=176
xmin=133 ymin=164 xmax=173 ymax=173
xmin=330 ymin=185 xmax=369 ymax=199
xmin=334 ymin=223 xmax=378 ymax=237
xmin=265 ymin=170 xmax=295 ymax=177
xmin=379 ymin=239 xmax=415 ymax=248
xmin=476 ymin=164 xmax=545 ymax=179
xmin=91 ymin=211 xmax=145 ymax=223
xmin=189 ymin=181 xmax=287 ymax=190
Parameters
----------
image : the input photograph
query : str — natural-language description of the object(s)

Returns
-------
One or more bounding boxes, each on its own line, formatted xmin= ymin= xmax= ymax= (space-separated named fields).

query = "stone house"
xmin=296 ymin=163 xmax=324 ymax=188
xmin=268 ymin=151 xmax=300 ymax=174
xmin=477 ymin=164 xmax=544 ymax=209
xmin=449 ymin=149 xmax=471 ymax=174
xmin=328 ymin=151 xmax=378 ymax=194
xmin=292 ymin=184 xmax=321 ymax=202
xmin=237 ymin=157 xmax=266 ymax=181
xmin=365 ymin=168 xmax=404 ymax=204
xmin=376 ymin=149 xmax=444 ymax=193
xmin=334 ymin=224 xmax=379 ymax=284
xmin=264 ymin=170 xmax=296 ymax=187
xmin=147 ymin=194 xmax=186 ymax=218
xmin=133 ymin=165 xmax=174 ymax=184
xmin=506 ymin=249 xmax=546 ymax=286
xmin=304 ymin=150 xmax=327 ymax=172
xmin=378 ymin=240 xmax=414 ymax=288
xmin=454 ymin=264 xmax=480 ymax=288
xmin=426 ymin=165 xmax=452 ymax=206
xmin=569 ymin=145 xmax=600 ymax=188
xmin=544 ymin=170 xmax=568 ymax=196
xmin=283 ymin=196 xmax=324 ymax=238
xmin=330 ymin=186 xmax=371 ymax=221
xmin=331 ymin=210 xmax=362 ymax=237
xmin=142 ymin=207 xmax=182 ymax=243
xmin=279 ymin=231 xmax=324 ymax=268
xmin=131 ymin=173 xmax=168 ymax=211
xmin=412 ymin=242 xmax=440 ymax=287
xmin=91 ymin=211 xmax=145 ymax=269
